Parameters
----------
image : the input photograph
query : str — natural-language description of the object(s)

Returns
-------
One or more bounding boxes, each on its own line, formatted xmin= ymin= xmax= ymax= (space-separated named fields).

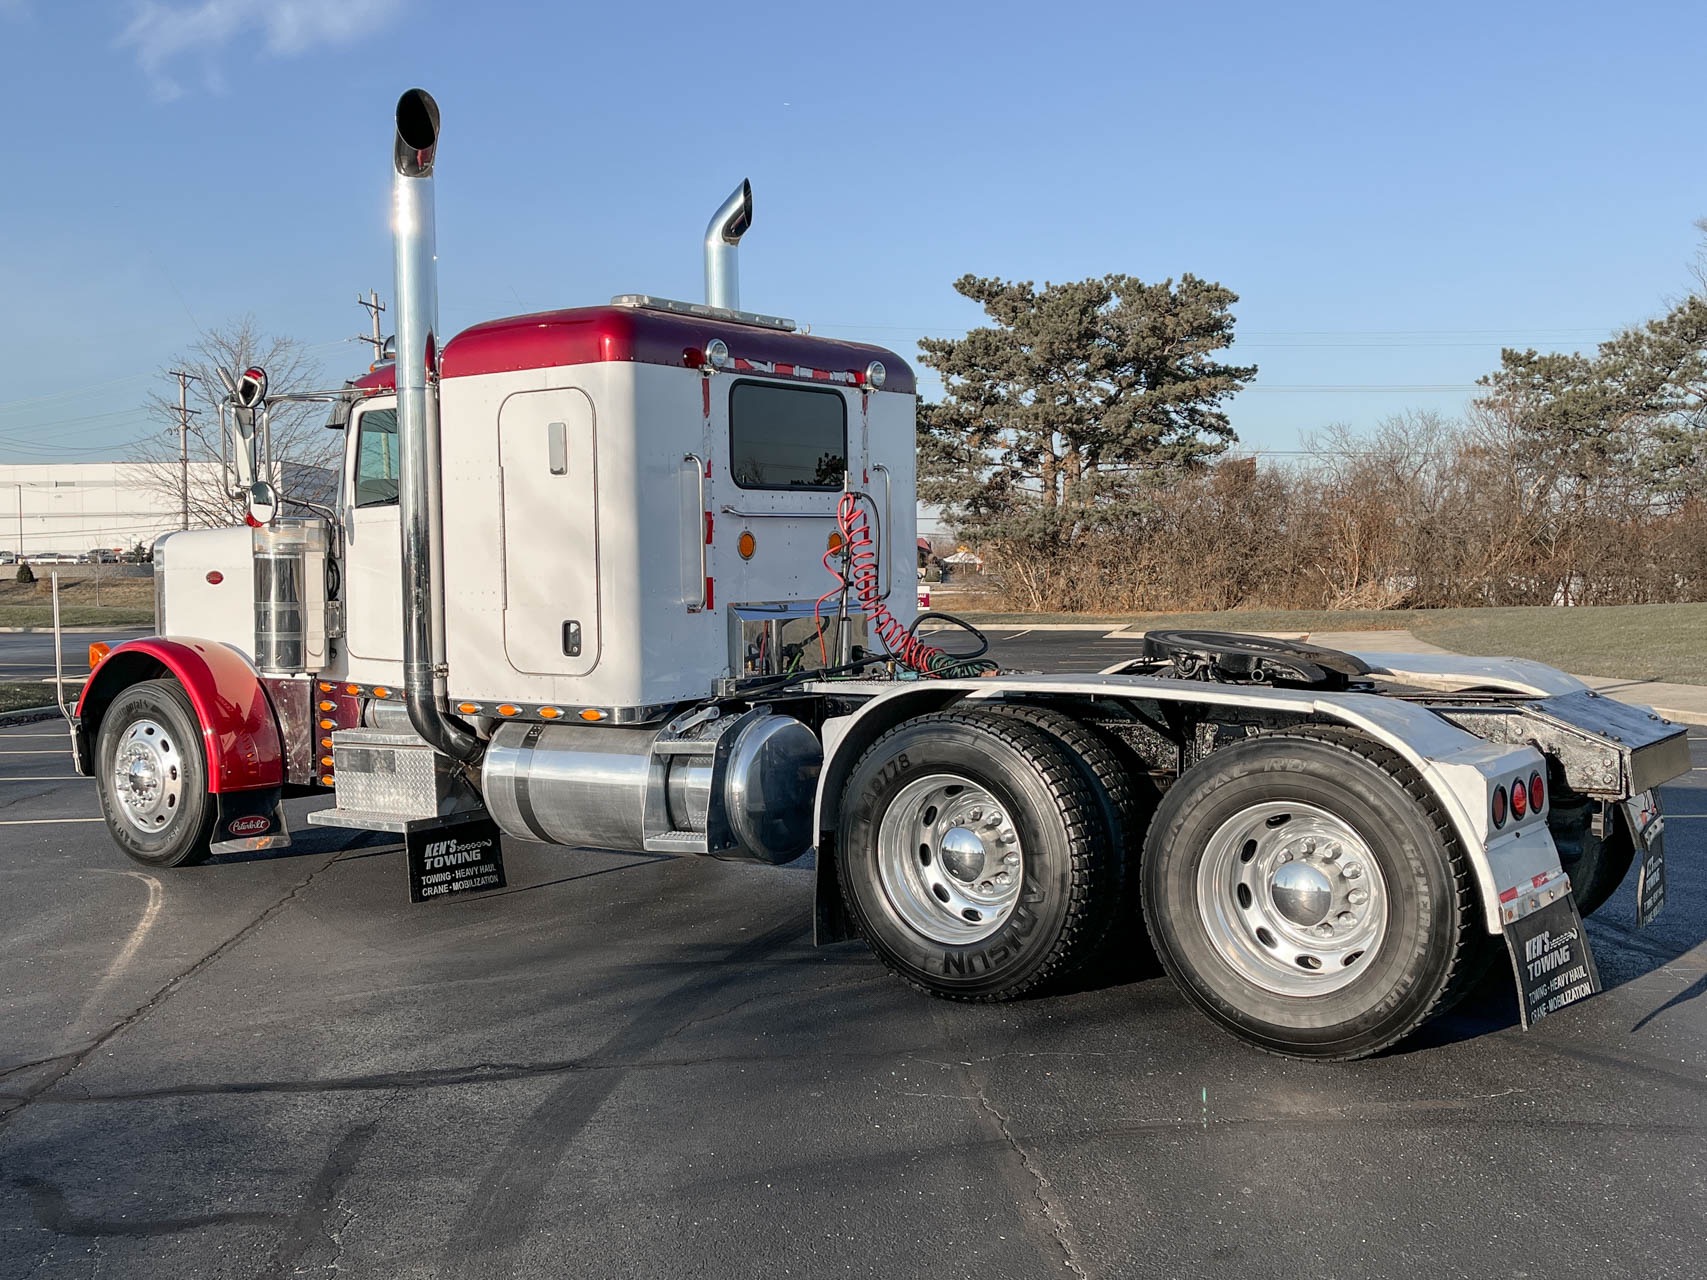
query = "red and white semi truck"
xmin=70 ymin=90 xmax=1687 ymax=1059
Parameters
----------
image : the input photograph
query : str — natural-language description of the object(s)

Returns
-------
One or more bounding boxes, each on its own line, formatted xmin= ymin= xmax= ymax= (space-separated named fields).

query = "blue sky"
xmin=2 ymin=0 xmax=1704 ymax=463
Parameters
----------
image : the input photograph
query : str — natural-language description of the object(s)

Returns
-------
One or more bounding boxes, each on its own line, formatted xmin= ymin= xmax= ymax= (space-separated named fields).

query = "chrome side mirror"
xmin=246 ymin=480 xmax=279 ymax=527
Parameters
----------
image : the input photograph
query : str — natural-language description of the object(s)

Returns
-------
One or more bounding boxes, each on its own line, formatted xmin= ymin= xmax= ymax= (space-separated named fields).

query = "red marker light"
xmin=205 ymin=571 xmax=224 ymax=585
xmin=1510 ymin=777 xmax=1527 ymax=819
xmin=1492 ymin=786 xmax=1508 ymax=829
xmin=1528 ymin=772 xmax=1544 ymax=814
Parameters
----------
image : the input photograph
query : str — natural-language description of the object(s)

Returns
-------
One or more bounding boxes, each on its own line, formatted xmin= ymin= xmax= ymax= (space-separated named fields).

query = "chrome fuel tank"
xmin=480 ymin=708 xmax=819 ymax=863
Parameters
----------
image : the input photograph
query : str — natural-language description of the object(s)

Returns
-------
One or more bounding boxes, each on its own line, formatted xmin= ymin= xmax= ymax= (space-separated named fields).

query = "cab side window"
xmin=353 ymin=408 xmax=400 ymax=507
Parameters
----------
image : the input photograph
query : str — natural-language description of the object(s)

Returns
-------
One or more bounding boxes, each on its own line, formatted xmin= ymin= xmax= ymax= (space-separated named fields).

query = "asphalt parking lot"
xmin=1 ymin=632 xmax=1703 ymax=1279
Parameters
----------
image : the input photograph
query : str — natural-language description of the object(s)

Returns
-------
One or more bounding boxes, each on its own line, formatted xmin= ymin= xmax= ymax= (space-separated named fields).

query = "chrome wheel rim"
xmin=1196 ymin=801 xmax=1388 ymax=996
xmin=110 ymin=718 xmax=185 ymax=834
xmin=877 ymin=773 xmax=1023 ymax=945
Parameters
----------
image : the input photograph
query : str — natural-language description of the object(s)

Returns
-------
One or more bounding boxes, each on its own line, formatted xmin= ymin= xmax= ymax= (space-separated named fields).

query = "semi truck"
xmin=69 ymin=89 xmax=1688 ymax=1060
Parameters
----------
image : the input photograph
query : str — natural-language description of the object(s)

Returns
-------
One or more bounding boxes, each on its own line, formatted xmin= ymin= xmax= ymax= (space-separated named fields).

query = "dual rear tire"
xmin=838 ymin=712 xmax=1482 ymax=1059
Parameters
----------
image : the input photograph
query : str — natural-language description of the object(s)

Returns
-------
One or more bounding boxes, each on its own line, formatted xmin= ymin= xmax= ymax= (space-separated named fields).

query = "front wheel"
xmin=1142 ymin=729 xmax=1482 ymax=1060
xmin=94 ymin=679 xmax=216 ymax=868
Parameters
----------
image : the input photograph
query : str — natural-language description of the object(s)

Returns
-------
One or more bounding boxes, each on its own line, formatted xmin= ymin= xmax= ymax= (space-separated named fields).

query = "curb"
xmin=0 ymin=706 xmax=66 ymax=726
xmin=0 ymin=625 xmax=150 ymax=634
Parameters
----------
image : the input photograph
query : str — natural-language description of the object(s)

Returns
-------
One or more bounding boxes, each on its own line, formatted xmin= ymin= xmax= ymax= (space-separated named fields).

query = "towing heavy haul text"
xmin=70 ymin=90 xmax=1687 ymax=1059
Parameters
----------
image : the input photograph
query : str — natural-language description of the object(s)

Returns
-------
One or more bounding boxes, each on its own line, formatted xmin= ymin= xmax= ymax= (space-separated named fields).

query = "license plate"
xmin=1625 ymin=791 xmax=1666 ymax=928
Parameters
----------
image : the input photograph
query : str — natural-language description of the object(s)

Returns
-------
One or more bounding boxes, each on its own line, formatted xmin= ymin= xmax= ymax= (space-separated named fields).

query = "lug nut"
xmin=1342 ymin=863 xmax=1362 ymax=879
xmin=1337 ymin=911 xmax=1356 ymax=926
xmin=969 ymin=809 xmax=983 ymax=822
xmin=1347 ymin=888 xmax=1369 ymax=906
xmin=1314 ymin=923 xmax=1334 ymax=937
xmin=1003 ymin=852 xmax=1020 ymax=867
xmin=994 ymin=872 xmax=1011 ymax=887
xmin=978 ymin=880 xmax=994 ymax=892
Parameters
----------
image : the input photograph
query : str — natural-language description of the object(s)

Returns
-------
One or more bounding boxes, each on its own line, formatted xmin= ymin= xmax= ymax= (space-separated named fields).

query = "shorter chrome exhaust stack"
xmin=704 ymin=179 xmax=752 ymax=312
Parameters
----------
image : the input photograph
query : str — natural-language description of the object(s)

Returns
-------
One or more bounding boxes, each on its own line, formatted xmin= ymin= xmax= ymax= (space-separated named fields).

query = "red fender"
xmin=76 ymin=638 xmax=284 ymax=793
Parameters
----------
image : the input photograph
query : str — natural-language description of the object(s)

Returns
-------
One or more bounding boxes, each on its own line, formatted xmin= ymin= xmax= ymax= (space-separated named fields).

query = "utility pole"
xmin=167 ymin=370 xmax=199 ymax=531
xmin=354 ymin=290 xmax=387 ymax=361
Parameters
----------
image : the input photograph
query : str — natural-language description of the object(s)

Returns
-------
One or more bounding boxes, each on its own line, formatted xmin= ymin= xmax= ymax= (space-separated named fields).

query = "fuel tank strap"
xmin=510 ymin=722 xmax=552 ymax=843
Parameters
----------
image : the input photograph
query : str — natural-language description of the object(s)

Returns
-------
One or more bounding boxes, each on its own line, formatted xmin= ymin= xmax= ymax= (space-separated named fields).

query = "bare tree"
xmin=133 ymin=317 xmax=340 ymax=527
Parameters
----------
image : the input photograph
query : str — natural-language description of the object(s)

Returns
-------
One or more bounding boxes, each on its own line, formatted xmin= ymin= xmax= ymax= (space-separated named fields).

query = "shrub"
xmin=15 ymin=562 xmax=33 ymax=584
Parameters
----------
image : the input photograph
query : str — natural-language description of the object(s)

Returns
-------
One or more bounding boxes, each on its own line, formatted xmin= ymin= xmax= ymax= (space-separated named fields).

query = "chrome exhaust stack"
xmin=391 ymin=88 xmax=482 ymax=764
xmin=703 ymin=179 xmax=752 ymax=312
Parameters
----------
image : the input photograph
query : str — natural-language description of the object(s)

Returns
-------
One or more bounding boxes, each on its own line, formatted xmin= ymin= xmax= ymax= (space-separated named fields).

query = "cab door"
xmin=498 ymin=387 xmax=601 ymax=677
xmin=342 ymin=400 xmax=404 ymax=668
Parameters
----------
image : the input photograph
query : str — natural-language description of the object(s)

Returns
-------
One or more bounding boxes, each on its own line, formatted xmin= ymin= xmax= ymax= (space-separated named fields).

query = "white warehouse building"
xmin=0 ymin=462 xmax=222 ymax=559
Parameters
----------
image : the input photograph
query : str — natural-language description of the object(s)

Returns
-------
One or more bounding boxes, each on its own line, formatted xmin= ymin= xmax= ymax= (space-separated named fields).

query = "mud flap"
xmin=406 ymin=814 xmax=506 ymax=904
xmin=1504 ymin=893 xmax=1601 ymax=1028
xmin=211 ymin=788 xmax=292 ymax=856
xmin=1626 ymin=791 xmax=1667 ymax=928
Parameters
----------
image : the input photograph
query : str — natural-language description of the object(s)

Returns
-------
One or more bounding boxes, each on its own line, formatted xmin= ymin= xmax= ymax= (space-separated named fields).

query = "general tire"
xmin=95 ymin=679 xmax=217 ymax=868
xmin=836 ymin=709 xmax=1114 ymax=1000
xmin=1141 ymin=727 xmax=1482 ymax=1060
xmin=977 ymin=702 xmax=1157 ymax=972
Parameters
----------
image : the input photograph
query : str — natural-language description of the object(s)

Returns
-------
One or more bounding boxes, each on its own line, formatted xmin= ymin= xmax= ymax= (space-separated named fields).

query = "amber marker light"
xmin=457 ymin=702 xmax=481 ymax=715
xmin=737 ymin=531 xmax=757 ymax=560
xmin=373 ymin=686 xmax=391 ymax=698
xmin=827 ymin=530 xmax=845 ymax=553
xmin=345 ymin=683 xmax=360 ymax=695
xmin=497 ymin=705 xmax=519 ymax=717
xmin=320 ymin=775 xmax=335 ymax=786
xmin=539 ymin=707 xmax=562 ymax=719
xmin=319 ymin=719 xmax=335 ymax=730
xmin=318 ymin=682 xmax=333 ymax=692
xmin=88 ymin=642 xmax=110 ymax=669
xmin=320 ymin=737 xmax=333 ymax=749
xmin=579 ymin=708 xmax=605 ymax=722
xmin=318 ymin=701 xmax=335 ymax=712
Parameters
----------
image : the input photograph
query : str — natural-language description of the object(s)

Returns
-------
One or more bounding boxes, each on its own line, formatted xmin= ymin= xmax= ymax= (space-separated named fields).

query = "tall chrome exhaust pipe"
xmin=703 ymin=179 xmax=752 ymax=311
xmin=391 ymin=88 xmax=482 ymax=764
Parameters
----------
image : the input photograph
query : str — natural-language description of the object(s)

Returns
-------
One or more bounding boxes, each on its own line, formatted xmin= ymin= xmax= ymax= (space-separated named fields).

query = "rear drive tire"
xmin=1141 ymin=728 xmax=1481 ymax=1060
xmin=836 ymin=709 xmax=1114 ymax=1000
xmin=1550 ymin=794 xmax=1636 ymax=918
xmin=95 ymin=679 xmax=216 ymax=868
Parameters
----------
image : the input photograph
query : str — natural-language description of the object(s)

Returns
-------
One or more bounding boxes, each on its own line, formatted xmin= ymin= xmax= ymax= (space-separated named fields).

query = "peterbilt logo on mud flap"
xmin=227 ymin=815 xmax=271 ymax=836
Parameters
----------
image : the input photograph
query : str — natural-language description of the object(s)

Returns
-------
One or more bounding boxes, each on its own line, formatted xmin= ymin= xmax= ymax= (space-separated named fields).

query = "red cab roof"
xmin=348 ymin=305 xmax=914 ymax=395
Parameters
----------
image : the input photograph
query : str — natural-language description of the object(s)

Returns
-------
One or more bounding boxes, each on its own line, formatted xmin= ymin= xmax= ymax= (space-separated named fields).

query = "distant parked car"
xmin=28 ymin=552 xmax=85 ymax=565
xmin=0 ymin=551 xmax=14 ymax=565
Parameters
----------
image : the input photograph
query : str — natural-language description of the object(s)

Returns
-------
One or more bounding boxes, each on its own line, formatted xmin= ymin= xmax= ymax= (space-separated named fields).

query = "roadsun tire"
xmin=95 ymin=678 xmax=217 ymax=868
xmin=837 ymin=709 xmax=1113 ymax=1000
xmin=1142 ymin=728 xmax=1480 ymax=1060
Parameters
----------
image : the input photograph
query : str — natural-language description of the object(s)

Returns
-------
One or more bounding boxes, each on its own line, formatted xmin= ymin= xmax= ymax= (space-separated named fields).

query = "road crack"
xmin=0 ymin=844 xmax=353 ymax=1133
xmin=972 ymin=1082 xmax=1089 ymax=1279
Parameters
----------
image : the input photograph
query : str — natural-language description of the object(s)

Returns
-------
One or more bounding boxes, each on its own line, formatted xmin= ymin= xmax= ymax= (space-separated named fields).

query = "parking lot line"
xmin=0 ymin=776 xmax=90 ymax=782
xmin=0 ymin=750 xmax=71 ymax=754
xmin=0 ymin=817 xmax=102 ymax=825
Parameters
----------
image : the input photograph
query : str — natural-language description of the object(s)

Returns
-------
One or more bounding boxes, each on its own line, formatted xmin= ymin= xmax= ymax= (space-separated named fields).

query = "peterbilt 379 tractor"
xmin=69 ymin=89 xmax=1688 ymax=1060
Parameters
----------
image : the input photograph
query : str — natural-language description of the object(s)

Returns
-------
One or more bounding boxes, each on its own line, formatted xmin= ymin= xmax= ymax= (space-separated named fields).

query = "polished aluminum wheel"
xmin=1195 ymin=801 xmax=1389 ymax=996
xmin=876 ymin=773 xmax=1023 ymax=944
xmin=110 ymin=718 xmax=185 ymax=834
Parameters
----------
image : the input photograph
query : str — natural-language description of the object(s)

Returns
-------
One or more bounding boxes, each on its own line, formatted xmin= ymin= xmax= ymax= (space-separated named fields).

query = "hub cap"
xmin=110 ymin=718 xmax=184 ymax=834
xmin=1196 ymin=801 xmax=1389 ymax=996
xmin=877 ymin=773 xmax=1023 ymax=945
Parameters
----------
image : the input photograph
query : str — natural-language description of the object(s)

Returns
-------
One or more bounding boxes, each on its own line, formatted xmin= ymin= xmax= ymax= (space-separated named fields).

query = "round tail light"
xmin=1510 ymin=777 xmax=1528 ymax=819
xmin=1528 ymin=771 xmax=1545 ymax=815
xmin=1492 ymin=786 xmax=1508 ymax=829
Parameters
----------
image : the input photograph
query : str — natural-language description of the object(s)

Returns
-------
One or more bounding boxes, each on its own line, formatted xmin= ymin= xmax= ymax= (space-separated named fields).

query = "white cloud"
xmin=120 ymin=0 xmax=403 ymax=99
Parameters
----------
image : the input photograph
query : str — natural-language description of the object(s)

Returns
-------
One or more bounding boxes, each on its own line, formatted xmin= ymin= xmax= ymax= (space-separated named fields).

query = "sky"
xmin=2 ymin=0 xmax=1705 ymax=465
